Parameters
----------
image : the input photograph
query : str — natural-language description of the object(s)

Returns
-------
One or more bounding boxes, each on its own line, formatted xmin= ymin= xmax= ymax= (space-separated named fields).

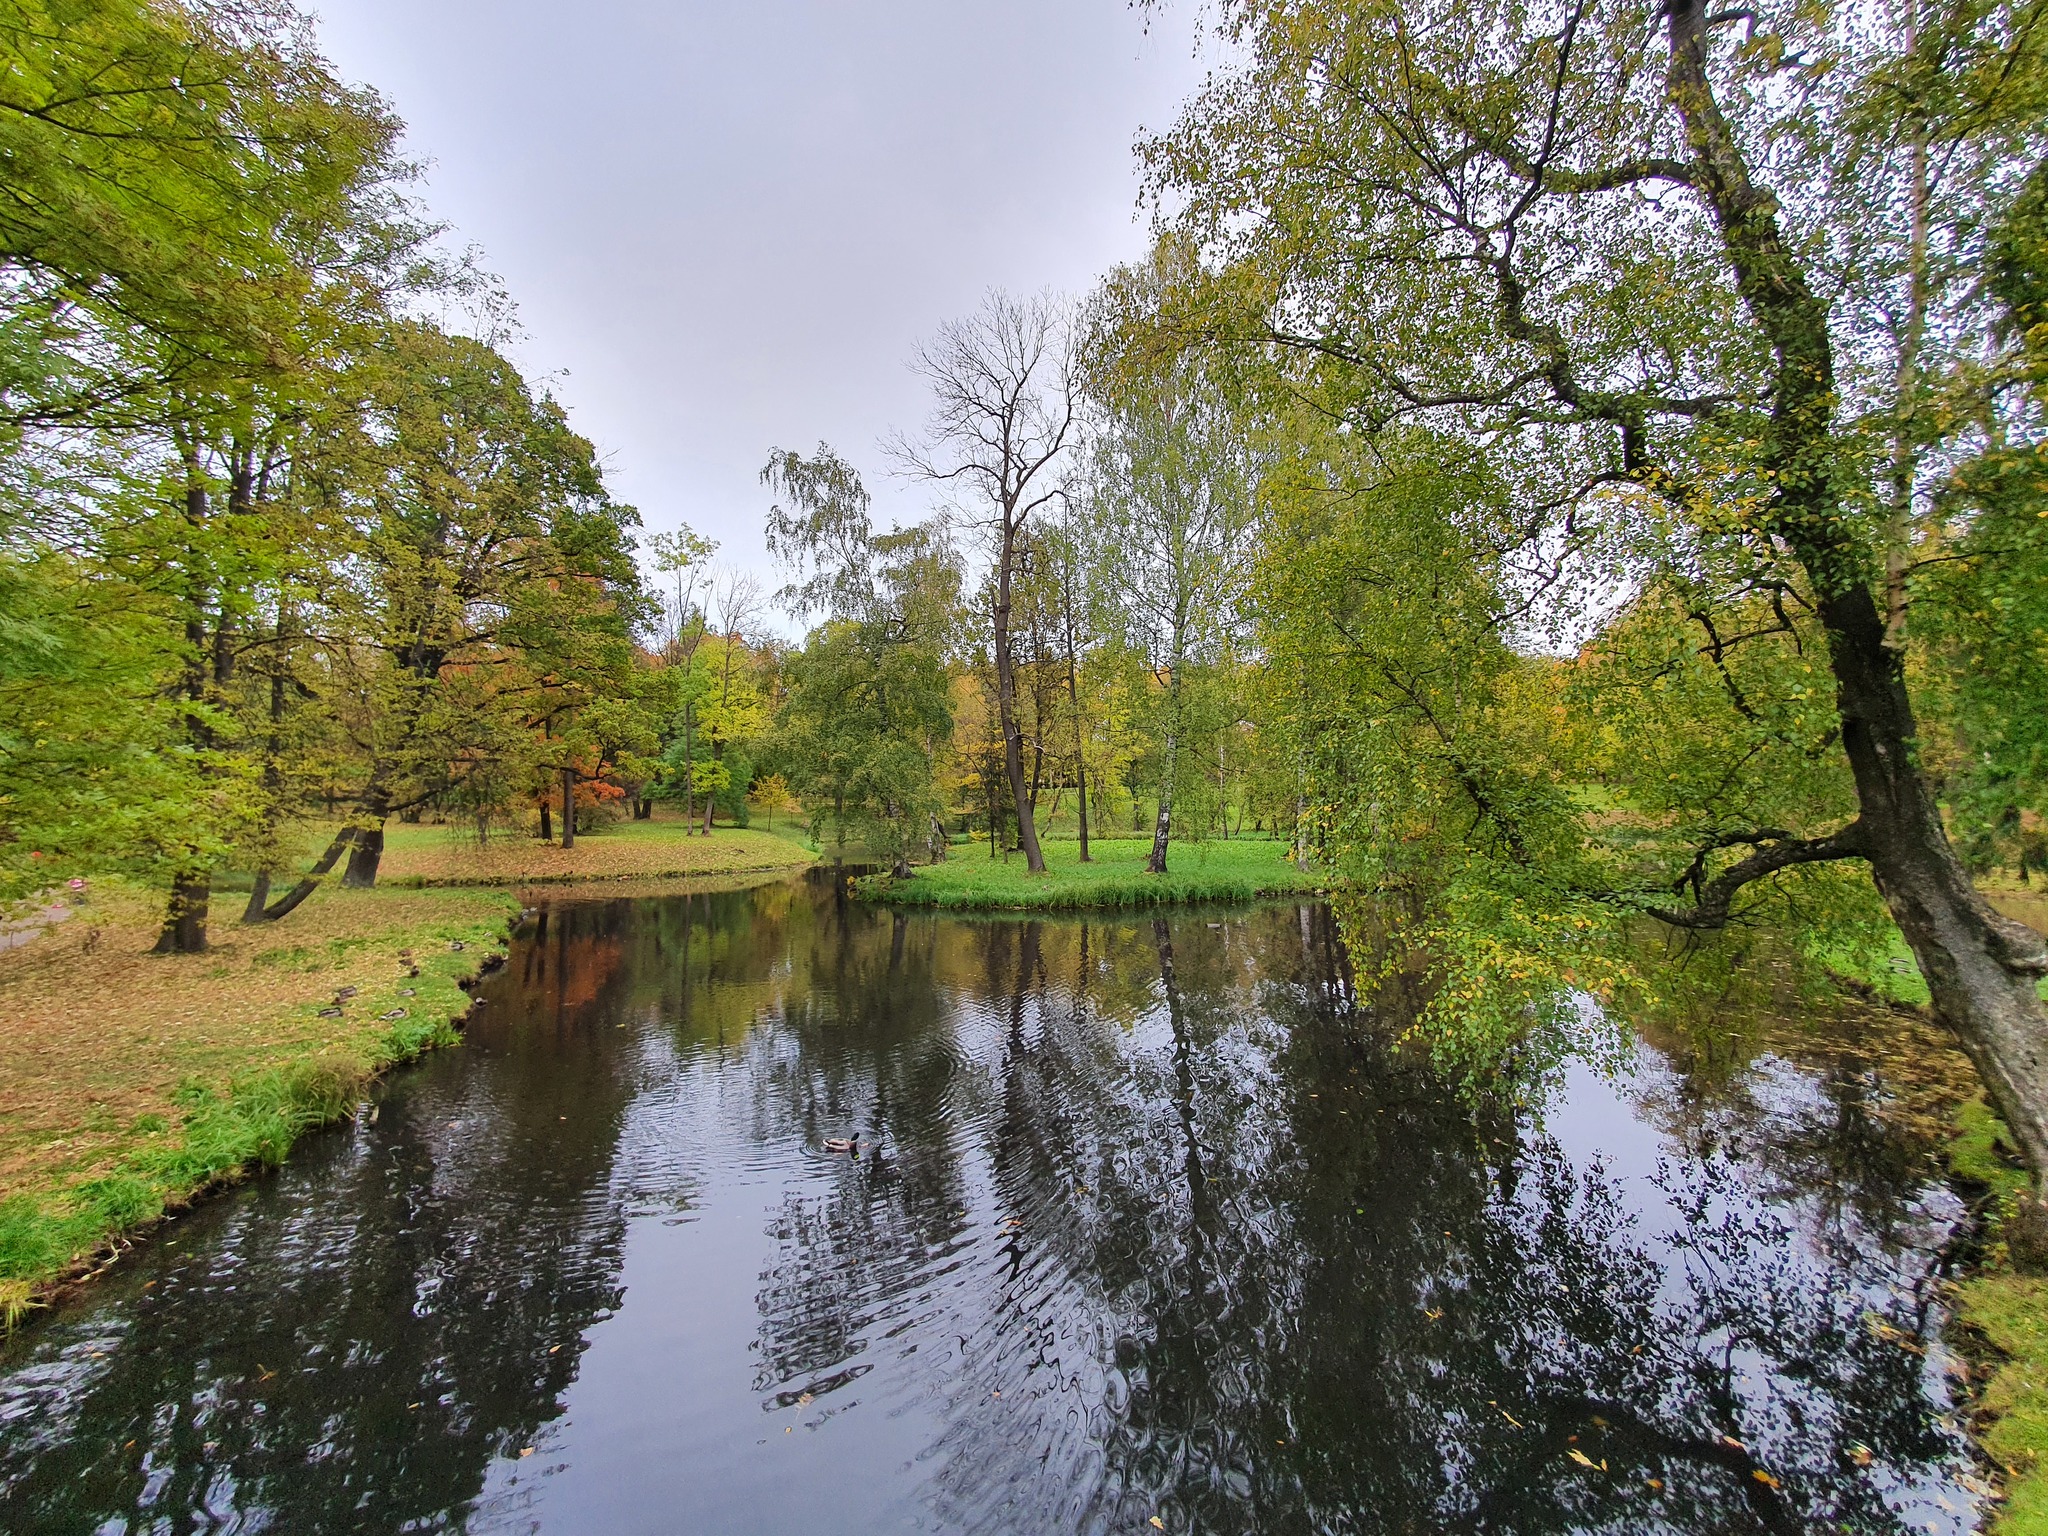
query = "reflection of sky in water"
xmin=0 ymin=888 xmax=1996 ymax=1535
xmin=1537 ymin=1040 xmax=1980 ymax=1534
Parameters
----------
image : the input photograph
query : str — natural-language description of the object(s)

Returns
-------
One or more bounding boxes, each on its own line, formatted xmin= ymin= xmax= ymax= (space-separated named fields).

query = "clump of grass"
xmin=871 ymin=837 xmax=1316 ymax=911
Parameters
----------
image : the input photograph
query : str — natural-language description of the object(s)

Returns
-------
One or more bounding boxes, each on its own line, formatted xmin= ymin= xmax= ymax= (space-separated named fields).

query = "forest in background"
xmin=6 ymin=0 xmax=2048 ymax=1167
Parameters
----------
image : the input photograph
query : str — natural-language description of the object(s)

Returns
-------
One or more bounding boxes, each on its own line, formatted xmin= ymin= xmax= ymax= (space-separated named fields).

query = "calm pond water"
xmin=0 ymin=874 xmax=1998 ymax=1534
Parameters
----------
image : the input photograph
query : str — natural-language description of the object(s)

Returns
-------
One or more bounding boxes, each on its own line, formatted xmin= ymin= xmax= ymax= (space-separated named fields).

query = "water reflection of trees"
xmin=745 ymin=904 xmax=1977 ymax=1535
xmin=0 ymin=885 xmax=1981 ymax=1536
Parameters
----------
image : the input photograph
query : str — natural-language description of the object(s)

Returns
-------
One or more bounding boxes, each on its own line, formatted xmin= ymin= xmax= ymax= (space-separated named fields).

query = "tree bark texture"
xmin=153 ymin=872 xmax=210 ymax=955
xmin=993 ymin=519 xmax=1046 ymax=872
xmin=561 ymin=765 xmax=575 ymax=849
xmin=1148 ymin=667 xmax=1184 ymax=875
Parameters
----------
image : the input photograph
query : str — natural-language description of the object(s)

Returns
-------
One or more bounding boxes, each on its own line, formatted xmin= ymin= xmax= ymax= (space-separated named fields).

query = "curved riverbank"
xmin=0 ymin=882 xmax=522 ymax=1326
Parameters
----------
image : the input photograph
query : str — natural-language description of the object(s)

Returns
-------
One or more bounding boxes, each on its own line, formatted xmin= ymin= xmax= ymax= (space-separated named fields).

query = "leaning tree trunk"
xmin=1826 ymin=582 xmax=2048 ymax=1172
xmin=1665 ymin=0 xmax=2048 ymax=1175
xmin=256 ymin=826 xmax=358 ymax=921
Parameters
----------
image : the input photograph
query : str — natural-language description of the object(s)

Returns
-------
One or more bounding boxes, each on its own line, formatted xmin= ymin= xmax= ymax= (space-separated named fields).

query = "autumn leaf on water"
xmin=1150 ymin=1519 xmax=1166 ymax=1530
xmin=1567 ymin=1449 xmax=1607 ymax=1471
xmin=1752 ymin=1470 xmax=1781 ymax=1490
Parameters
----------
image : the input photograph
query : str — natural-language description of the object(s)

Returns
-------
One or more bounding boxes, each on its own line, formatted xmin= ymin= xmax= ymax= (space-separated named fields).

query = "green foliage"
xmin=765 ymin=445 xmax=958 ymax=870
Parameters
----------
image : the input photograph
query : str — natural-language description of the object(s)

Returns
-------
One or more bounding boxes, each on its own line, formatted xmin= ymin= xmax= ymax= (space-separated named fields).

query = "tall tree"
xmin=766 ymin=444 xmax=960 ymax=874
xmin=894 ymin=292 xmax=1075 ymax=874
xmin=1088 ymin=258 xmax=1263 ymax=875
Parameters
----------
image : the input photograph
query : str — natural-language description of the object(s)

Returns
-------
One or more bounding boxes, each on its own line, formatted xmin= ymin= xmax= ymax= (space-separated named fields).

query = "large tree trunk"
xmin=1665 ymin=0 xmax=2048 ymax=1175
xmin=1827 ymin=582 xmax=2048 ymax=1171
xmin=241 ymin=872 xmax=271 ymax=925
xmin=153 ymin=872 xmax=210 ymax=954
xmin=342 ymin=820 xmax=385 ymax=888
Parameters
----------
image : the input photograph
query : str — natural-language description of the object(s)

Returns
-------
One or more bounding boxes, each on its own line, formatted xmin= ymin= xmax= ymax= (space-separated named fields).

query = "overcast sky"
xmin=308 ymin=1 xmax=1212 ymax=602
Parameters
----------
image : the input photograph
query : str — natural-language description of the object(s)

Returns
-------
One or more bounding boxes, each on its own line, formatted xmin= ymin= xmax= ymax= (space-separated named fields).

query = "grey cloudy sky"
xmin=309 ymin=1 xmax=1211 ymax=591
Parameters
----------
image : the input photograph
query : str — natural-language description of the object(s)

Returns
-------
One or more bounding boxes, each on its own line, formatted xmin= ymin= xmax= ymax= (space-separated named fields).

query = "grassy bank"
xmin=373 ymin=816 xmax=816 ymax=886
xmin=871 ymin=836 xmax=1317 ymax=910
xmin=1948 ymin=1097 xmax=2048 ymax=1533
xmin=1811 ymin=892 xmax=2048 ymax=1011
xmin=0 ymin=880 xmax=520 ymax=1325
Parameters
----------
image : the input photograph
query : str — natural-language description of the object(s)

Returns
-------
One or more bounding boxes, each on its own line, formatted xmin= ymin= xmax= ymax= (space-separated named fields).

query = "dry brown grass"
xmin=375 ymin=817 xmax=815 ymax=885
xmin=0 ymin=881 xmax=514 ymax=1205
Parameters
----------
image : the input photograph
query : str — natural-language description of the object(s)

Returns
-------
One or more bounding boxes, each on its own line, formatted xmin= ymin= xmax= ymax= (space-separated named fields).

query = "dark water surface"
xmin=0 ymin=876 xmax=1996 ymax=1534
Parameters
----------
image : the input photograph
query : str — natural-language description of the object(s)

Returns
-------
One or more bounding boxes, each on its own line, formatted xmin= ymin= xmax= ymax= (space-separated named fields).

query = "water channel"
xmin=0 ymin=874 xmax=2001 ymax=1533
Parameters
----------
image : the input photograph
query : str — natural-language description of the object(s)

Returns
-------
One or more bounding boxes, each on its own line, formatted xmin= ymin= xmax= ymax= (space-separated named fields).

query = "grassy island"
xmin=0 ymin=816 xmax=816 ymax=1323
xmin=870 ymin=836 xmax=1316 ymax=911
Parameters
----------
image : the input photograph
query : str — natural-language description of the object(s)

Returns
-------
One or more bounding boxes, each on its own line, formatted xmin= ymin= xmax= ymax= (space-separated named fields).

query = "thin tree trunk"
xmin=1060 ymin=549 xmax=1091 ymax=863
xmin=539 ymin=797 xmax=552 ymax=842
xmin=994 ymin=519 xmax=1046 ymax=872
xmin=682 ymin=705 xmax=696 ymax=836
xmin=1149 ymin=667 xmax=1183 ymax=875
xmin=561 ymin=765 xmax=575 ymax=849
xmin=241 ymin=872 xmax=271 ymax=925
xmin=156 ymin=452 xmax=217 ymax=954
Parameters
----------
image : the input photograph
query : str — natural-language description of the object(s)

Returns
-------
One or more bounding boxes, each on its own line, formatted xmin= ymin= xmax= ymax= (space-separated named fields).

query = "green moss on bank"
xmin=870 ymin=837 xmax=1317 ymax=911
xmin=1967 ymin=1273 xmax=2048 ymax=1533
xmin=1953 ymin=1096 xmax=2048 ymax=1531
xmin=0 ymin=886 xmax=517 ymax=1327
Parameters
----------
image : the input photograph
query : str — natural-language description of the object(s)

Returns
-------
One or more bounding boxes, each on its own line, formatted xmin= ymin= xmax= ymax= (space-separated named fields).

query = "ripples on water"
xmin=0 ymin=876 xmax=1994 ymax=1534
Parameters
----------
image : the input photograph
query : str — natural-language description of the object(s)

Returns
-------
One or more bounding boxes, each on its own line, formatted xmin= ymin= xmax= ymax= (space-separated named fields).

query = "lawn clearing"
xmin=873 ymin=836 xmax=1316 ymax=911
xmin=373 ymin=816 xmax=815 ymax=885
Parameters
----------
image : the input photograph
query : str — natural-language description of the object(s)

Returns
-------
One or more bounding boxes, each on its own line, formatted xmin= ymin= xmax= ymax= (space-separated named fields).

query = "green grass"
xmin=370 ymin=816 xmax=815 ymax=886
xmin=1966 ymin=1270 xmax=2048 ymax=1533
xmin=869 ymin=836 xmax=1317 ymax=911
xmin=1806 ymin=921 xmax=2048 ymax=1011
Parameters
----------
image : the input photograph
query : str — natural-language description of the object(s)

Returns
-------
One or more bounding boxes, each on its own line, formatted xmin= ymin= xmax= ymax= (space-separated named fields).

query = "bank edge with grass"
xmin=867 ymin=837 xmax=1320 ymax=911
xmin=0 ymin=893 xmax=519 ymax=1329
xmin=1940 ymin=1092 xmax=2048 ymax=1535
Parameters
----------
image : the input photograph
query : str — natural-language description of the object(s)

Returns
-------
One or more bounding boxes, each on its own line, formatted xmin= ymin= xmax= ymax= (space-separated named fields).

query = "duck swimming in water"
xmin=823 ymin=1137 xmax=859 ymax=1154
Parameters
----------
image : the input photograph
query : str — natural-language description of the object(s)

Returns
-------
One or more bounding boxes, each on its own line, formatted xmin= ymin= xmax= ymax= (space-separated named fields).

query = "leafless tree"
xmin=892 ymin=290 xmax=1076 ymax=874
